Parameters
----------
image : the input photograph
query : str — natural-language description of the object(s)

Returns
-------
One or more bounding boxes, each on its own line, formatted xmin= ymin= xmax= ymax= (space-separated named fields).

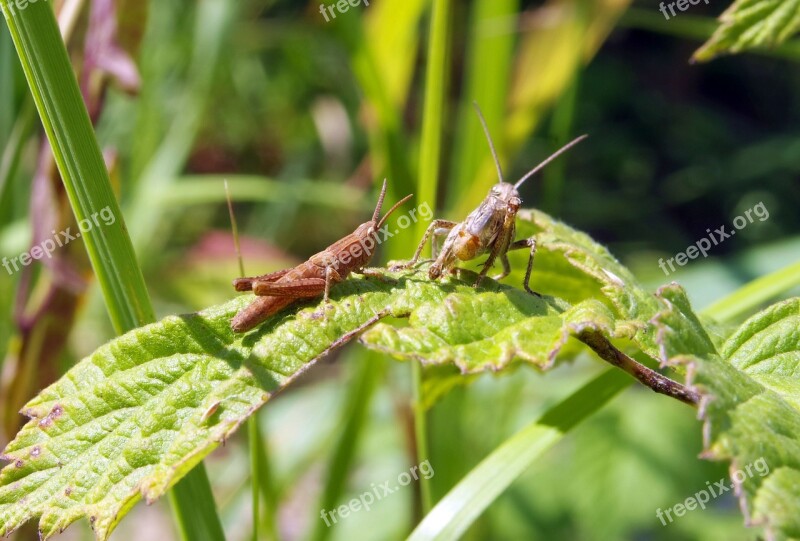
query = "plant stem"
xmin=578 ymin=329 xmax=700 ymax=406
xmin=411 ymin=361 xmax=432 ymax=512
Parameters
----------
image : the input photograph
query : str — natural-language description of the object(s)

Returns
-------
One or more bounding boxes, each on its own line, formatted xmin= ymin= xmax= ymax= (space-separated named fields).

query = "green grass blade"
xmin=331 ymin=3 xmax=415 ymax=203
xmin=702 ymin=260 xmax=800 ymax=322
xmin=542 ymin=75 xmax=580 ymax=213
xmin=417 ymin=0 xmax=450 ymax=243
xmin=0 ymin=98 xmax=34 ymax=219
xmin=406 ymin=369 xmax=632 ymax=541
xmin=256 ymin=414 xmax=280 ymax=541
xmin=249 ymin=417 xmax=261 ymax=541
xmin=168 ymin=467 xmax=226 ymax=541
xmin=162 ymin=176 xmax=369 ymax=211
xmin=0 ymin=2 xmax=225 ymax=539
xmin=414 ymin=0 xmax=453 ymax=515
xmin=1 ymin=0 xmax=154 ymax=332
xmin=0 ymin=21 xmax=13 ymax=147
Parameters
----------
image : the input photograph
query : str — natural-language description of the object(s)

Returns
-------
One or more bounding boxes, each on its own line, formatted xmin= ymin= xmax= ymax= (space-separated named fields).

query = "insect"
xmin=231 ymin=180 xmax=413 ymax=333
xmin=400 ymin=104 xmax=586 ymax=294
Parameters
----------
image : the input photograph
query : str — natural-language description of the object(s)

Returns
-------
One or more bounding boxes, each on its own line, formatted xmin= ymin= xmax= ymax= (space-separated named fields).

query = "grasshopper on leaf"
xmin=231 ymin=180 xmax=412 ymax=332
xmin=401 ymin=104 xmax=586 ymax=294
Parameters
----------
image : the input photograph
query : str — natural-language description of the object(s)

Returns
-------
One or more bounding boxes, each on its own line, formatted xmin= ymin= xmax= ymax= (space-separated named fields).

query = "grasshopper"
xmin=400 ymin=104 xmax=586 ymax=294
xmin=231 ymin=180 xmax=413 ymax=333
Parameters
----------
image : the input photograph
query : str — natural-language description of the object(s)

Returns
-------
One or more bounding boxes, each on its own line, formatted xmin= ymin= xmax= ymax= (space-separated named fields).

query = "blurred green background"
xmin=0 ymin=0 xmax=798 ymax=539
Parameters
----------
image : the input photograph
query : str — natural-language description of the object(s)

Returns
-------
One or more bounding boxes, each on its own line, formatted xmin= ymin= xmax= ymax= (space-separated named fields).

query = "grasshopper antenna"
xmin=473 ymin=101 xmax=505 ymax=184
xmin=372 ymin=179 xmax=389 ymax=224
xmin=513 ymin=134 xmax=588 ymax=190
xmin=377 ymin=193 xmax=414 ymax=230
xmin=224 ymin=179 xmax=245 ymax=276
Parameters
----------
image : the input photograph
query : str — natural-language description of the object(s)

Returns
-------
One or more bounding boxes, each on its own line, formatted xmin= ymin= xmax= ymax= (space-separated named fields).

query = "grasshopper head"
xmin=472 ymin=100 xmax=587 ymax=198
xmin=354 ymin=180 xmax=413 ymax=259
xmin=489 ymin=182 xmax=520 ymax=208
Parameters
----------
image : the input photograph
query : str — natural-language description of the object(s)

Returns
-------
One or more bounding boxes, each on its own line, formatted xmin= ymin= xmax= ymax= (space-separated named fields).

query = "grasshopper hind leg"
xmin=233 ymin=267 xmax=291 ymax=291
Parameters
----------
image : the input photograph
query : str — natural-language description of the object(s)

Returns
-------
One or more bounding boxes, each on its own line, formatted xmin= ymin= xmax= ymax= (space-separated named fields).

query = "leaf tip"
xmin=37 ymin=405 xmax=64 ymax=429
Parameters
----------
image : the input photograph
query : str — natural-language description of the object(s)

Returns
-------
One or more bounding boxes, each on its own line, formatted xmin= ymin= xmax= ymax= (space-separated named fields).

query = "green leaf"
xmin=403 ymin=208 xmax=698 ymax=409
xmin=656 ymin=295 xmax=800 ymax=540
xmin=514 ymin=210 xmax=667 ymax=357
xmin=361 ymin=295 xmax=611 ymax=373
xmin=0 ymin=243 xmax=706 ymax=540
xmin=693 ymin=0 xmax=800 ymax=62
xmin=0 ymin=284 xmax=370 ymax=539
xmin=0 ymin=265 xmax=609 ymax=539
xmin=651 ymin=283 xmax=718 ymax=363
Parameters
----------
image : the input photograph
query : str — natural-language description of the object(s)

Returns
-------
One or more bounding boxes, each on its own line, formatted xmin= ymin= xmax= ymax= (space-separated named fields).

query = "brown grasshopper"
xmin=231 ymin=180 xmax=413 ymax=333
xmin=400 ymin=104 xmax=586 ymax=294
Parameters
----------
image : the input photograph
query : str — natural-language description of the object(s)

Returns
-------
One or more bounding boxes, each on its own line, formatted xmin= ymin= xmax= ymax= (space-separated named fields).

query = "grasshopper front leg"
xmin=508 ymin=237 xmax=538 ymax=296
xmin=474 ymin=248 xmax=500 ymax=289
xmin=394 ymin=219 xmax=457 ymax=270
xmin=494 ymin=253 xmax=512 ymax=281
xmin=474 ymin=209 xmax=516 ymax=288
xmin=323 ymin=265 xmax=343 ymax=302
